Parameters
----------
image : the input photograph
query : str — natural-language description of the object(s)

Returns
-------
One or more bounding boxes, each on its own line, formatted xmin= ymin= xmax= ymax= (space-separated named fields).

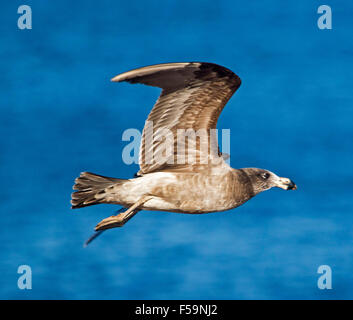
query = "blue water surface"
xmin=1 ymin=0 xmax=353 ymax=299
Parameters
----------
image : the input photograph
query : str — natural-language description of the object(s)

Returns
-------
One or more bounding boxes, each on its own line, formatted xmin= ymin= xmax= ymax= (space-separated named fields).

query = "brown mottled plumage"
xmin=71 ymin=62 xmax=296 ymax=245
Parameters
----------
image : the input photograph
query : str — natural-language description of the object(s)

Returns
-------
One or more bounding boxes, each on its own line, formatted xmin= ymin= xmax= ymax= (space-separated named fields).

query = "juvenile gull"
xmin=71 ymin=62 xmax=297 ymax=243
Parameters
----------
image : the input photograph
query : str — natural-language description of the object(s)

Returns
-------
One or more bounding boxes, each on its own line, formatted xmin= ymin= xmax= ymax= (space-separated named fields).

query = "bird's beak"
xmin=276 ymin=177 xmax=297 ymax=190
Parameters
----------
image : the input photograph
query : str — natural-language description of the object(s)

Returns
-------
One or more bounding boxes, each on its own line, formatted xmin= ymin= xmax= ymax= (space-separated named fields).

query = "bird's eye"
xmin=261 ymin=172 xmax=270 ymax=180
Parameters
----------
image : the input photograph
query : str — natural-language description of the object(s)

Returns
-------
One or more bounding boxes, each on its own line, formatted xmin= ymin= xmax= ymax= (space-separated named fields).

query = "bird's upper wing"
xmin=111 ymin=62 xmax=241 ymax=174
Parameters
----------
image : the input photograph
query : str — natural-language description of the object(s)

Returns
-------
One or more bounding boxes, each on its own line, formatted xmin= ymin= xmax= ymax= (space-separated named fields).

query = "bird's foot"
xmin=95 ymin=215 xmax=125 ymax=231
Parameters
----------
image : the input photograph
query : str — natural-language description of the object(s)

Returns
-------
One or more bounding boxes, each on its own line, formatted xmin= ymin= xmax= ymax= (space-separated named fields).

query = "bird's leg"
xmin=83 ymin=207 xmax=126 ymax=247
xmin=95 ymin=195 xmax=151 ymax=231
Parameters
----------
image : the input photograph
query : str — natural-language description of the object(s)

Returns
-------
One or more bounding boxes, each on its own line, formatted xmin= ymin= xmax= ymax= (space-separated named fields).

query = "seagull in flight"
xmin=71 ymin=62 xmax=297 ymax=246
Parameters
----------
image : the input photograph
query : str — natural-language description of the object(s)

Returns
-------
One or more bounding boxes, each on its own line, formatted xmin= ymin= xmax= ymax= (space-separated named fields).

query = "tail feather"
xmin=71 ymin=172 xmax=125 ymax=209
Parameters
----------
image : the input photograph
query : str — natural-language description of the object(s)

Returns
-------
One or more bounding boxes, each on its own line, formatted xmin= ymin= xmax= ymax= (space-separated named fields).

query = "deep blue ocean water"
xmin=1 ymin=1 xmax=353 ymax=299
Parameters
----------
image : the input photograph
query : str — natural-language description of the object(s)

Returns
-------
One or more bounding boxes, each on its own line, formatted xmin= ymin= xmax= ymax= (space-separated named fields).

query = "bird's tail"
xmin=71 ymin=172 xmax=126 ymax=209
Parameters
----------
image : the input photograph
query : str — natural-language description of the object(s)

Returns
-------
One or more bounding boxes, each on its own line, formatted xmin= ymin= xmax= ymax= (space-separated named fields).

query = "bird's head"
xmin=241 ymin=168 xmax=297 ymax=195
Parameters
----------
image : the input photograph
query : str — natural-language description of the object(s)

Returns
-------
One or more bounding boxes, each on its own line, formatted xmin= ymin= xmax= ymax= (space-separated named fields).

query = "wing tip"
xmin=111 ymin=74 xmax=123 ymax=82
xmin=110 ymin=62 xmax=241 ymax=89
xmin=110 ymin=62 xmax=199 ymax=83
